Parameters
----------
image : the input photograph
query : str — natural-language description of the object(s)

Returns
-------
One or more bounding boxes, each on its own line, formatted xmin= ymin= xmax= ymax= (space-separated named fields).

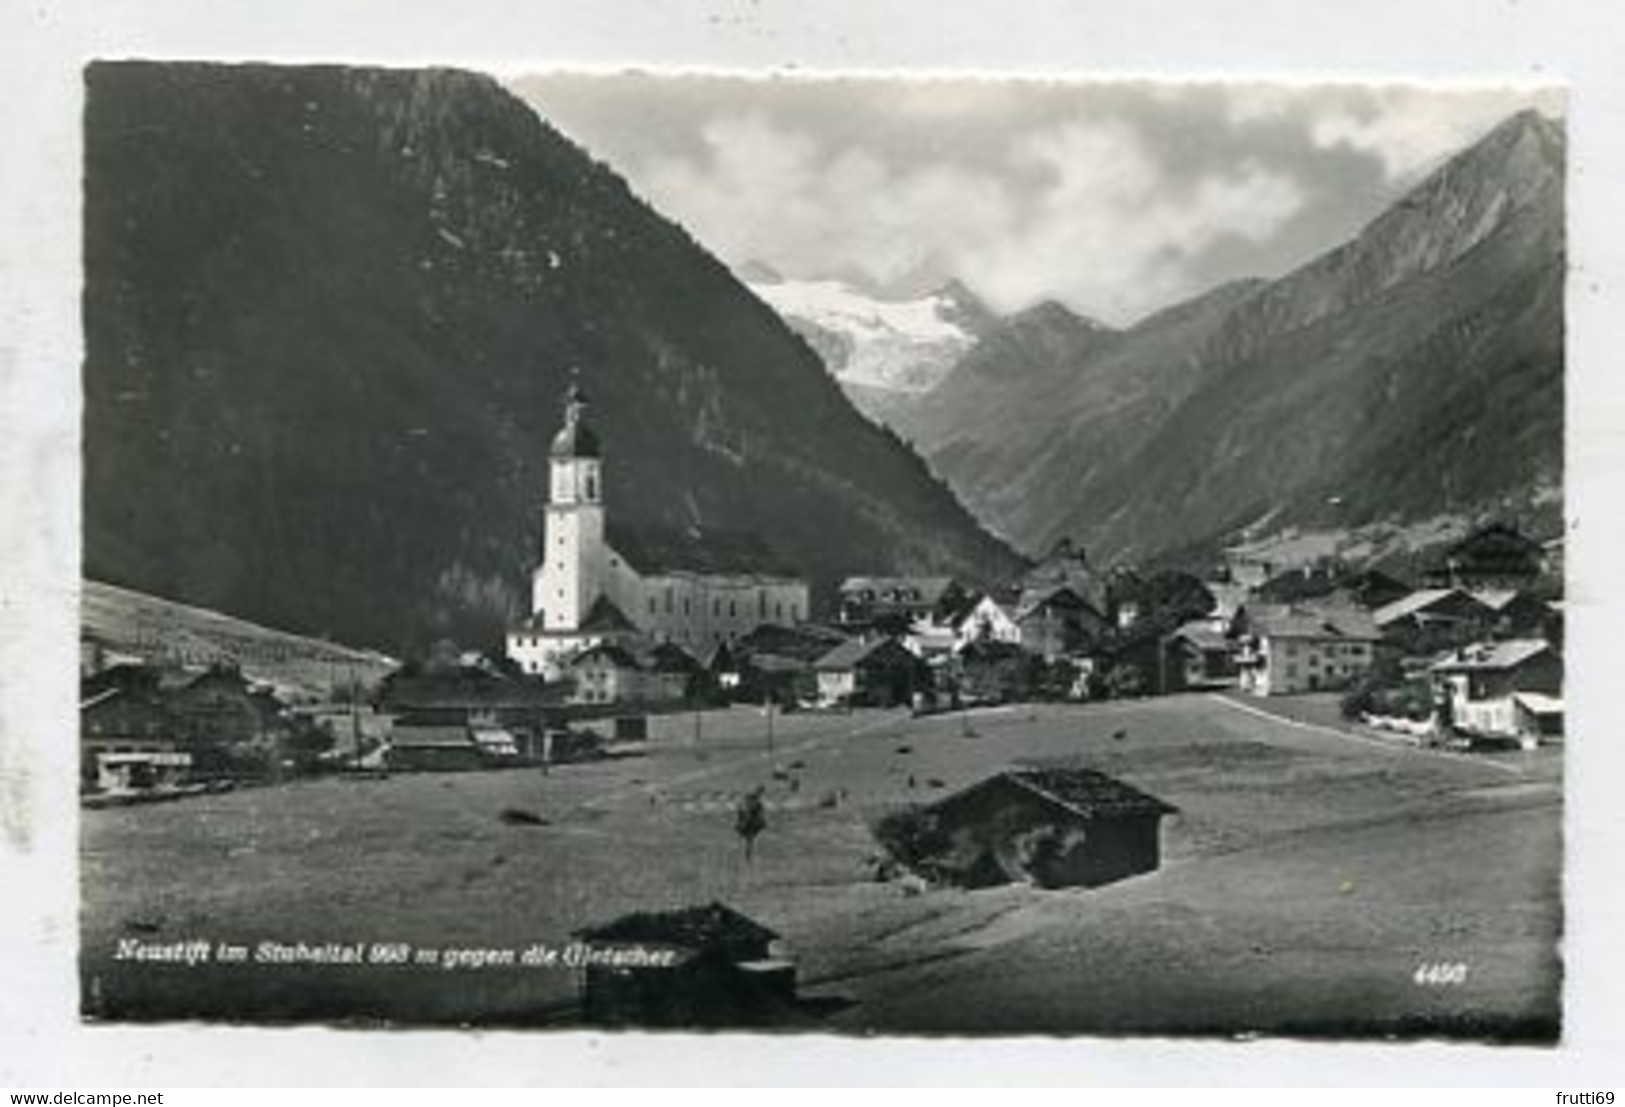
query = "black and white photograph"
xmin=69 ymin=59 xmax=1573 ymax=1041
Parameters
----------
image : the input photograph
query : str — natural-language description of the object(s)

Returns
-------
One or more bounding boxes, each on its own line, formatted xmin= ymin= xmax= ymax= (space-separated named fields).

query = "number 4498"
xmin=1414 ymin=962 xmax=1469 ymax=986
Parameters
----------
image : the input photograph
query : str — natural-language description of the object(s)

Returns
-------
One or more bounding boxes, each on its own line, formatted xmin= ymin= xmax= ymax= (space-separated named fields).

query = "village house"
xmin=1011 ymin=584 xmax=1111 ymax=660
xmin=1022 ymin=537 xmax=1110 ymax=617
xmin=1341 ymin=568 xmax=1415 ymax=611
xmin=813 ymin=636 xmax=929 ymax=708
xmin=507 ymin=386 xmax=810 ymax=679
xmin=730 ymin=623 xmax=849 ymax=706
xmin=1469 ymin=588 xmax=1553 ymax=638
xmin=79 ymin=683 xmax=191 ymax=793
xmin=377 ymin=660 xmax=564 ymax=766
xmin=1160 ymin=621 xmax=1237 ymax=692
xmin=1234 ymin=604 xmax=1381 ymax=696
xmin=957 ymin=590 xmax=1023 ymax=648
xmin=1429 ymin=638 xmax=1563 ymax=744
xmin=913 ymin=766 xmax=1178 ymax=890
xmin=955 ymin=584 xmax=1107 ymax=662
xmin=1373 ymin=588 xmax=1495 ymax=651
xmin=837 ymin=576 xmax=968 ymax=628
xmin=167 ymin=663 xmax=290 ymax=751
xmin=573 ymin=902 xmax=796 ymax=1028
xmin=570 ymin=640 xmax=703 ymax=706
xmin=79 ymin=661 xmax=327 ymax=786
xmin=1423 ymin=522 xmax=1548 ymax=591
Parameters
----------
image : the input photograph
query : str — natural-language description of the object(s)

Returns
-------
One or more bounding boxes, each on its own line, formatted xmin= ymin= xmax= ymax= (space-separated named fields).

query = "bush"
xmin=870 ymin=805 xmax=953 ymax=879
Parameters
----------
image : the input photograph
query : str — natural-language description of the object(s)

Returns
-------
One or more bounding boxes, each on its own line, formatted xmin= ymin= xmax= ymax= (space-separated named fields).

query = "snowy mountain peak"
xmin=746 ymin=276 xmax=986 ymax=397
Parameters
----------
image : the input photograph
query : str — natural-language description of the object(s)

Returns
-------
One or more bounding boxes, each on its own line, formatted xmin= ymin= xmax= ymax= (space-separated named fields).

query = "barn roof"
xmin=573 ymin=901 xmax=778 ymax=950
xmin=936 ymin=767 xmax=1177 ymax=821
xmin=1004 ymin=767 xmax=1178 ymax=819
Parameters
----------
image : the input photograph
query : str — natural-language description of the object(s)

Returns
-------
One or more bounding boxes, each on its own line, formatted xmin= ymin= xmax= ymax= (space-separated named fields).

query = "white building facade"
xmin=507 ymin=387 xmax=810 ymax=679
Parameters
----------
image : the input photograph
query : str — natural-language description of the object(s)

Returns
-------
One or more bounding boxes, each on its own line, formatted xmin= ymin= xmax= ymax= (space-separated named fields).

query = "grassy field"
xmin=81 ymin=693 xmax=1561 ymax=1038
xmin=81 ymin=580 xmax=397 ymax=698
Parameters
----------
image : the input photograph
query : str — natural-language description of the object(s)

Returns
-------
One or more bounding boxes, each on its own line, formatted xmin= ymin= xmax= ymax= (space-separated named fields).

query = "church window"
xmin=729 ymin=600 xmax=737 ymax=617
xmin=683 ymin=598 xmax=690 ymax=615
xmin=648 ymin=597 xmax=657 ymax=615
xmin=585 ymin=472 xmax=598 ymax=500
xmin=665 ymin=588 xmax=673 ymax=613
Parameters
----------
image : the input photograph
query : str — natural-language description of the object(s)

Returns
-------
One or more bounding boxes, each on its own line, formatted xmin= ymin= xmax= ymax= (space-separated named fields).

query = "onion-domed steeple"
xmin=549 ymin=382 xmax=601 ymax=459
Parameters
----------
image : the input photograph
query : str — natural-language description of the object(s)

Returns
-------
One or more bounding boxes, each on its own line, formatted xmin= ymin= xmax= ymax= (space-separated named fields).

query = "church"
xmin=506 ymin=386 xmax=811 ymax=680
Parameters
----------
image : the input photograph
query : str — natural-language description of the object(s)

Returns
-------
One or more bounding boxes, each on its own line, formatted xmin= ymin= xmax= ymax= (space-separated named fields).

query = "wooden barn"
xmin=572 ymin=902 xmax=797 ymax=1027
xmin=918 ymin=767 xmax=1177 ymax=890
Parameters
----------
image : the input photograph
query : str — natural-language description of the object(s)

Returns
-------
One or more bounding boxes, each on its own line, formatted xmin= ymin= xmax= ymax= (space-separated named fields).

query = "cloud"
xmin=1305 ymin=87 xmax=1565 ymax=182
xmin=519 ymin=75 xmax=1559 ymax=323
xmin=642 ymin=111 xmax=1304 ymax=323
xmin=641 ymin=110 xmax=1019 ymax=296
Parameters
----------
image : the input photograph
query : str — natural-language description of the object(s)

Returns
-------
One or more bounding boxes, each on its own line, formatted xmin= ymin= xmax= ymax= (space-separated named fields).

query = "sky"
xmin=507 ymin=73 xmax=1562 ymax=325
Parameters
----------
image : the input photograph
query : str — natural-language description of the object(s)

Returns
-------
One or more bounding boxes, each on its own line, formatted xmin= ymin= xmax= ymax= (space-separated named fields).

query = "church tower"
xmin=533 ymin=384 xmax=606 ymax=631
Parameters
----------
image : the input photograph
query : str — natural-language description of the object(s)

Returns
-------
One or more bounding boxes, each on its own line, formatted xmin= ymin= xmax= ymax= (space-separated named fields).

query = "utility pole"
xmin=765 ymin=695 xmax=775 ymax=753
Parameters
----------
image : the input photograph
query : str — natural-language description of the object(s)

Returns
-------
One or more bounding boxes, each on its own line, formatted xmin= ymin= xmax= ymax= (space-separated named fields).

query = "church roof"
xmin=607 ymin=519 xmax=799 ymax=579
xmin=548 ymin=382 xmax=601 ymax=459
xmin=549 ymin=419 xmax=601 ymax=459
xmin=578 ymin=595 xmax=638 ymax=634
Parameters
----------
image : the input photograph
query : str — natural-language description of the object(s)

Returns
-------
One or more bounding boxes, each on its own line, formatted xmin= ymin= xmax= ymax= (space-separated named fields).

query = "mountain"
xmin=898 ymin=278 xmax=1264 ymax=547
xmin=743 ymin=274 xmax=997 ymax=422
xmin=902 ymin=110 xmax=1564 ymax=564
xmin=83 ymin=62 xmax=1023 ymax=654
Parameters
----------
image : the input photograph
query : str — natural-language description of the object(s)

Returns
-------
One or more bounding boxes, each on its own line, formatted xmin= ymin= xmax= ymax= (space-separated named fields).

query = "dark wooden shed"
xmin=572 ymin=901 xmax=797 ymax=1028
xmin=919 ymin=767 xmax=1177 ymax=890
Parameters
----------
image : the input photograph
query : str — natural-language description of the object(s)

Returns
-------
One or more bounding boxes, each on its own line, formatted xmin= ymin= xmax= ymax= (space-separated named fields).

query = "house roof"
xmin=960 ymin=589 xmax=1021 ymax=624
xmin=1429 ymin=639 xmax=1552 ymax=673
xmin=1014 ymin=584 xmax=1100 ymax=622
xmin=79 ymin=687 xmax=123 ymax=712
xmin=641 ymin=641 xmax=701 ymax=674
xmin=937 ymin=767 xmax=1177 ymax=821
xmin=1512 ymin=691 xmax=1563 ymax=715
xmin=839 ymin=576 xmax=958 ymax=604
xmin=1469 ymin=588 xmax=1534 ymax=612
xmin=736 ymin=622 xmax=849 ymax=663
xmin=573 ymin=900 xmax=778 ymax=950
xmin=813 ymin=636 xmax=912 ymax=671
xmin=607 ymin=519 xmax=799 ymax=579
xmin=1171 ymin=621 xmax=1228 ymax=651
xmin=1249 ymin=604 xmax=1381 ymax=641
xmin=1373 ymin=588 xmax=1484 ymax=627
xmin=572 ymin=643 xmax=640 ymax=669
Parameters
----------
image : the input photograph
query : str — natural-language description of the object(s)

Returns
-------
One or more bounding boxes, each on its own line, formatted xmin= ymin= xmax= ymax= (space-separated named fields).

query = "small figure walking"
xmin=735 ymin=786 xmax=767 ymax=863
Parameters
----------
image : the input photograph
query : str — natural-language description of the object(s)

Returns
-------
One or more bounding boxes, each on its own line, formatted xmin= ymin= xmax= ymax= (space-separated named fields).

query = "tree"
xmin=735 ymin=787 xmax=767 ymax=863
